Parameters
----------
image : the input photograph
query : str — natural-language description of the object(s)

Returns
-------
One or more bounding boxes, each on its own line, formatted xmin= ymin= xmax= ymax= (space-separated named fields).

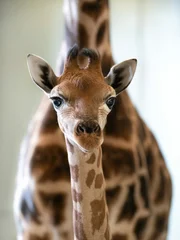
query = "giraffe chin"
xmin=75 ymin=135 xmax=103 ymax=153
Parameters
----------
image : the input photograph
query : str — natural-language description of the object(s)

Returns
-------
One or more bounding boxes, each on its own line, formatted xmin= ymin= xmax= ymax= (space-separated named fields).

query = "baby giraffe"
xmin=27 ymin=45 xmax=137 ymax=240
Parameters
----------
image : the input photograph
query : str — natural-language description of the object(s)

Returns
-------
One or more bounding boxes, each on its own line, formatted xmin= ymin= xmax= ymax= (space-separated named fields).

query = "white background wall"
xmin=0 ymin=0 xmax=179 ymax=239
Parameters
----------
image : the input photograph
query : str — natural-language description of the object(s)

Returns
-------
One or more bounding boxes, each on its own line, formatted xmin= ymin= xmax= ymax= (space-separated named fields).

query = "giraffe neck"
xmin=65 ymin=139 xmax=110 ymax=240
xmin=57 ymin=0 xmax=114 ymax=76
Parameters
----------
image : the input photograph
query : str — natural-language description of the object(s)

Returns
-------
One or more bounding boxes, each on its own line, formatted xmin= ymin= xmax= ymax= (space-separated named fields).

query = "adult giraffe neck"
xmin=57 ymin=0 xmax=114 ymax=76
xmin=65 ymin=138 xmax=110 ymax=240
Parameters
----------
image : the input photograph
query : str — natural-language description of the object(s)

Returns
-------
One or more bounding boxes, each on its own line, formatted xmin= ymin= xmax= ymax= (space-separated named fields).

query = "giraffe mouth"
xmin=74 ymin=133 xmax=103 ymax=152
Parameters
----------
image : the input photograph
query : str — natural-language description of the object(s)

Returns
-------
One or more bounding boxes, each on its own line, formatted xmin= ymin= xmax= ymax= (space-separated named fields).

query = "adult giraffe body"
xmin=14 ymin=1 xmax=172 ymax=239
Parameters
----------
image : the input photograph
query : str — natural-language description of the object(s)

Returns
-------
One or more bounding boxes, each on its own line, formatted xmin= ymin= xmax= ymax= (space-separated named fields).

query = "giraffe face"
xmin=27 ymin=46 xmax=137 ymax=152
xmin=49 ymin=71 xmax=115 ymax=152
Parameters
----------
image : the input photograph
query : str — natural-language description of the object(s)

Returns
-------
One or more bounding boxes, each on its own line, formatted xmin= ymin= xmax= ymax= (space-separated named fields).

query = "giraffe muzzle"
xmin=76 ymin=121 xmax=101 ymax=136
xmin=74 ymin=120 xmax=102 ymax=151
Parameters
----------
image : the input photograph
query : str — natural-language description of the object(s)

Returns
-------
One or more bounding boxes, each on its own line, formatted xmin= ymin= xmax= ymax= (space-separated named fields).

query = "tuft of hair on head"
xmin=80 ymin=48 xmax=101 ymax=70
xmin=64 ymin=44 xmax=79 ymax=70
xmin=67 ymin=44 xmax=79 ymax=60
xmin=80 ymin=48 xmax=99 ymax=61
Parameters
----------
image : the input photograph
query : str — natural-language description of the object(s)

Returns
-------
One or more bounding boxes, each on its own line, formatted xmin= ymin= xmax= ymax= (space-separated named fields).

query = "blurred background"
xmin=0 ymin=0 xmax=179 ymax=239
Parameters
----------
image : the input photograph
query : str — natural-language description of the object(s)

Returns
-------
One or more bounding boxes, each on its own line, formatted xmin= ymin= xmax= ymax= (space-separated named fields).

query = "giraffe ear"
xmin=27 ymin=54 xmax=57 ymax=94
xmin=105 ymin=59 xmax=137 ymax=95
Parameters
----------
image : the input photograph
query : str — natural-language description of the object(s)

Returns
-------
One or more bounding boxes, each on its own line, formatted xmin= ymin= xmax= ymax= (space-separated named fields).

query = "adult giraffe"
xmin=14 ymin=1 xmax=172 ymax=239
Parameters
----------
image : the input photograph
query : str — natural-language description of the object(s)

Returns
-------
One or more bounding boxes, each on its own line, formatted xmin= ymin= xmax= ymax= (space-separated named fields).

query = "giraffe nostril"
xmin=94 ymin=124 xmax=100 ymax=133
xmin=76 ymin=124 xmax=86 ymax=134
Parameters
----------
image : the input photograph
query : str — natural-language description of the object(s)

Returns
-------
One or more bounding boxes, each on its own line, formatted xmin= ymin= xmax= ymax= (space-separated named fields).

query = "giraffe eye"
xmin=51 ymin=97 xmax=64 ymax=109
xmin=106 ymin=97 xmax=116 ymax=110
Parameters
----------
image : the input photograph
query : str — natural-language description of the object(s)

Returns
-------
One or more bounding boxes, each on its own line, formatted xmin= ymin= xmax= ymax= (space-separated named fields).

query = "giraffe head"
xmin=27 ymin=45 xmax=137 ymax=152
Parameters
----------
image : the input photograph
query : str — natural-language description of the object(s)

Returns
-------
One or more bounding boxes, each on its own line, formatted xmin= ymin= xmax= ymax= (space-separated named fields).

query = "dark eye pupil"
xmin=106 ymin=97 xmax=115 ymax=109
xmin=52 ymin=98 xmax=63 ymax=108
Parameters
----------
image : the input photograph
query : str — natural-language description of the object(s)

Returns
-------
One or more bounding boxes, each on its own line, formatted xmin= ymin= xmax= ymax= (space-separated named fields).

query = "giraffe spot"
xmin=154 ymin=168 xmax=167 ymax=204
xmin=70 ymin=165 xmax=79 ymax=182
xmin=146 ymin=147 xmax=154 ymax=181
xmin=102 ymin=145 xmax=135 ymax=179
xmin=112 ymin=234 xmax=128 ymax=240
xmin=117 ymin=118 xmax=133 ymax=141
xmin=106 ymin=186 xmax=121 ymax=208
xmin=39 ymin=104 xmax=58 ymax=133
xmin=20 ymin=188 xmax=41 ymax=224
xmin=151 ymin=213 xmax=168 ymax=239
xmin=39 ymin=192 xmax=66 ymax=225
xmin=96 ymin=20 xmax=107 ymax=46
xmin=95 ymin=173 xmax=103 ymax=188
xmin=117 ymin=185 xmax=137 ymax=221
xmin=72 ymin=189 xmax=83 ymax=202
xmin=74 ymin=210 xmax=87 ymax=240
xmin=28 ymin=233 xmax=51 ymax=240
xmin=86 ymin=169 xmax=96 ymax=188
xmin=78 ymin=24 xmax=89 ymax=48
xmin=139 ymin=175 xmax=149 ymax=208
xmin=86 ymin=153 xmax=96 ymax=164
xmin=81 ymin=1 xmax=107 ymax=21
xmin=155 ymin=213 xmax=168 ymax=231
xmin=30 ymin=145 xmax=69 ymax=182
xmin=90 ymin=197 xmax=106 ymax=234
xmin=134 ymin=216 xmax=149 ymax=239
